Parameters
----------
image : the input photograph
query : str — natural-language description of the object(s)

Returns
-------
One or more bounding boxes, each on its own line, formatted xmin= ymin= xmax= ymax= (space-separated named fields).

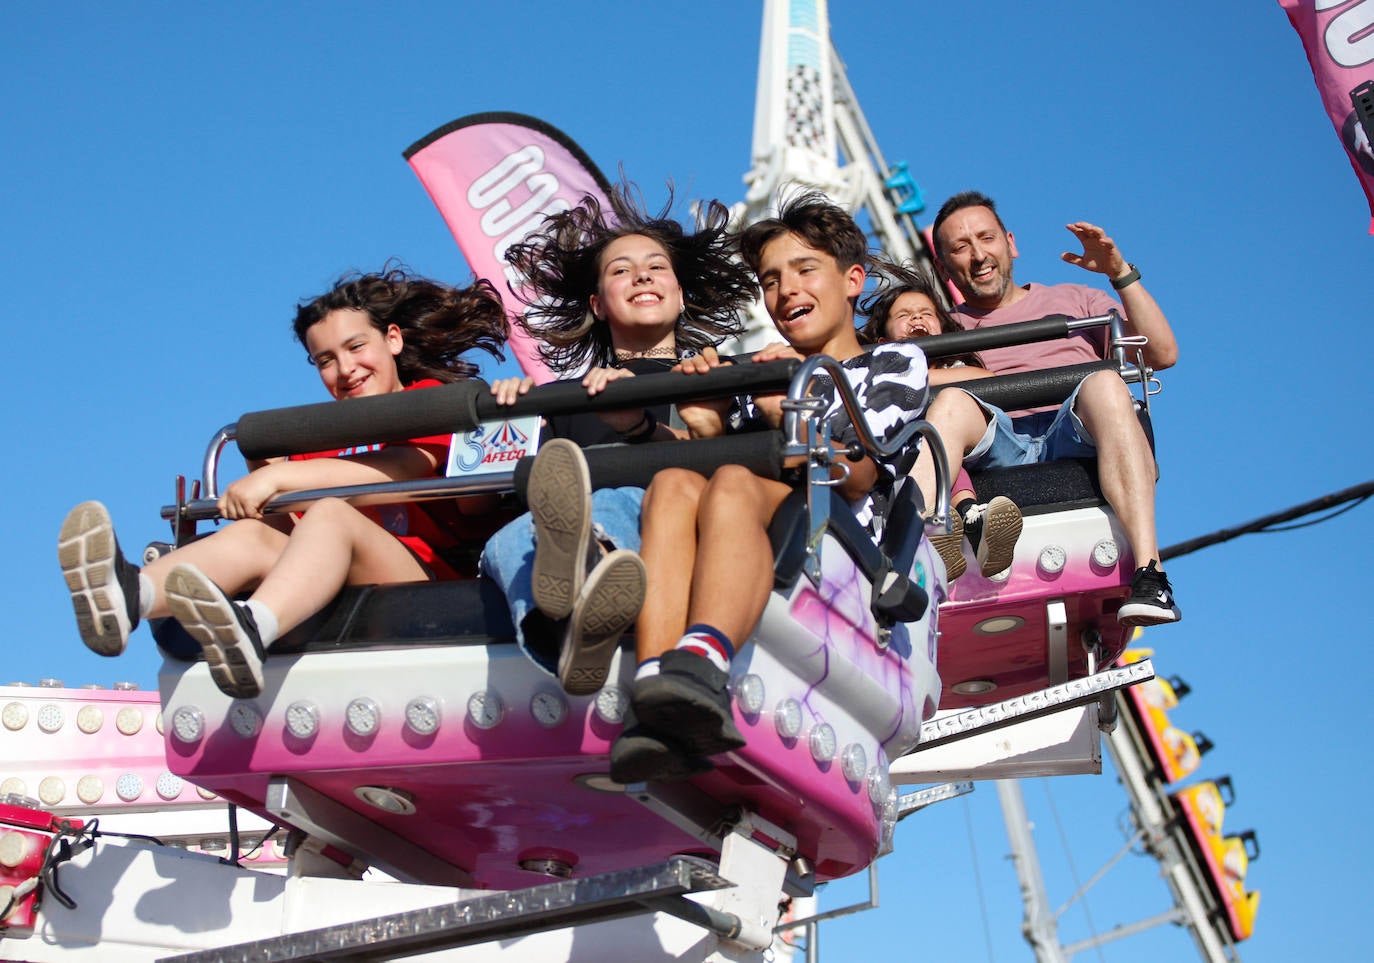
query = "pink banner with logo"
xmin=1279 ymin=0 xmax=1374 ymax=232
xmin=405 ymin=113 xmax=613 ymax=380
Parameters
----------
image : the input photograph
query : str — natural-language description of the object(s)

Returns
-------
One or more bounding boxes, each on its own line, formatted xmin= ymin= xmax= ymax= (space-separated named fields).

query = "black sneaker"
xmin=1118 ymin=560 xmax=1182 ymax=627
xmin=963 ymin=496 xmax=1023 ymax=577
xmin=558 ymin=549 xmax=646 ymax=696
xmin=632 ymin=650 xmax=746 ymax=758
xmin=608 ymin=704 xmax=713 ymax=784
xmin=58 ymin=501 xmax=141 ymax=656
xmin=529 ymin=439 xmax=595 ymax=620
xmin=164 ymin=564 xmax=268 ymax=698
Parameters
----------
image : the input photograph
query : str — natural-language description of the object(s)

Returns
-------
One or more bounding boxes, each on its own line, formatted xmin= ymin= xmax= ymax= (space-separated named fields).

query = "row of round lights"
xmin=0 ymin=770 xmax=205 ymax=807
xmin=2 ymin=700 xmax=156 ymax=737
xmin=733 ymin=674 xmax=889 ymax=815
xmin=168 ymin=686 xmax=634 ymax=745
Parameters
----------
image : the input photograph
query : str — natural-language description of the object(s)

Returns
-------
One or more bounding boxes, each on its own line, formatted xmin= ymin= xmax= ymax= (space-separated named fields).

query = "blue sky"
xmin=4 ymin=2 xmax=1370 ymax=959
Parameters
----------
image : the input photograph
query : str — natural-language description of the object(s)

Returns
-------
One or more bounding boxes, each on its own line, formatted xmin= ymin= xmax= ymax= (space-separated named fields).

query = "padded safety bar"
xmin=933 ymin=360 xmax=1114 ymax=413
xmin=235 ymin=359 xmax=800 ymax=460
xmin=512 ymin=432 xmax=785 ymax=501
xmin=915 ymin=312 xmax=1118 ymax=362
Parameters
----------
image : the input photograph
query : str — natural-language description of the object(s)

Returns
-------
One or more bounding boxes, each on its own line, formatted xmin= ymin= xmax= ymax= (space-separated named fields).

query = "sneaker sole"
xmin=634 ymin=677 xmax=746 ymax=758
xmin=1117 ymin=603 xmax=1182 ymax=628
xmin=974 ymin=496 xmax=1023 ymax=577
xmin=164 ymin=565 xmax=263 ymax=699
xmin=558 ymin=550 xmax=645 ymax=696
xmin=609 ymin=729 xmax=713 ymax=784
xmin=57 ymin=501 xmax=131 ymax=656
xmin=928 ymin=511 xmax=966 ymax=581
xmin=529 ymin=439 xmax=592 ymax=620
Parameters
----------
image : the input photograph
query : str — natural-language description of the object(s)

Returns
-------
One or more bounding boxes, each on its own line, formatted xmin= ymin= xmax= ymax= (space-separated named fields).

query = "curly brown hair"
xmin=503 ymin=183 xmax=754 ymax=374
xmin=293 ymin=265 xmax=507 ymax=383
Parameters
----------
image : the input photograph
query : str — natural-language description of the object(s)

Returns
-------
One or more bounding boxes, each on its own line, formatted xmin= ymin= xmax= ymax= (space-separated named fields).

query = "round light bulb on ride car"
xmin=530 ymin=691 xmax=568 ymax=729
xmin=116 ymin=773 xmax=144 ymax=802
xmin=809 ymin=723 xmax=837 ymax=764
xmin=285 ymin=701 xmax=321 ymax=739
xmin=405 ymin=697 xmax=441 ymax=736
xmin=1091 ymin=538 xmax=1120 ymax=569
xmin=77 ymin=705 xmax=103 ymax=734
xmin=1038 ymin=544 xmax=1067 ymax=575
xmin=466 ymin=691 xmax=504 ymax=730
xmin=2 ymin=703 xmax=28 ymax=731
xmin=866 ymin=764 xmax=892 ymax=806
xmin=774 ymin=698 xmax=803 ymax=741
xmin=156 ymin=772 xmax=184 ymax=801
xmin=345 ymin=698 xmax=381 ymax=737
xmin=77 ymin=776 xmax=103 ymax=804
xmin=841 ymin=743 xmax=867 ymax=783
xmin=229 ymin=704 xmax=263 ymax=738
xmin=38 ymin=777 xmax=65 ymax=807
xmin=37 ymin=704 xmax=64 ymax=734
xmin=733 ymin=674 xmax=765 ymax=715
xmin=171 ymin=706 xmax=204 ymax=743
xmin=116 ymin=706 xmax=144 ymax=736
xmin=594 ymin=687 xmax=629 ymax=725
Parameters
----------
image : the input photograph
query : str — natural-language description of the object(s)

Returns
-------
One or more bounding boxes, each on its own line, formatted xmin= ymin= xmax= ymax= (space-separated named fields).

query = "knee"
xmin=1076 ymin=371 xmax=1135 ymax=420
xmin=645 ymin=469 xmax=707 ymax=508
xmin=294 ymin=497 xmax=363 ymax=530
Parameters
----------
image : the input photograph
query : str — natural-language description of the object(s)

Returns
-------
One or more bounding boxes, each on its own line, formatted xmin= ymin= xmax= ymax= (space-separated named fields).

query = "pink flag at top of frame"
xmin=1278 ymin=0 xmax=1374 ymax=233
xmin=404 ymin=113 xmax=614 ymax=381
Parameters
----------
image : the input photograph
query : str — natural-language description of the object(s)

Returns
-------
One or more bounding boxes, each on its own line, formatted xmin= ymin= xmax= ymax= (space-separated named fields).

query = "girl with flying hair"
xmin=59 ymin=267 xmax=508 ymax=698
xmin=482 ymin=182 xmax=756 ymax=695
xmin=861 ymin=260 xmax=1022 ymax=581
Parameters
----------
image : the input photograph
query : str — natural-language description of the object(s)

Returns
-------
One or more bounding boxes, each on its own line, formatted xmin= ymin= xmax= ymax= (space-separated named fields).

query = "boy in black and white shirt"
xmin=611 ymin=193 xmax=929 ymax=782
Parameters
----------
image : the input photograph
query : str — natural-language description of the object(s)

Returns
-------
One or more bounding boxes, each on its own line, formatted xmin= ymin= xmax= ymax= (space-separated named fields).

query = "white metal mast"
xmin=737 ymin=0 xmax=936 ymax=350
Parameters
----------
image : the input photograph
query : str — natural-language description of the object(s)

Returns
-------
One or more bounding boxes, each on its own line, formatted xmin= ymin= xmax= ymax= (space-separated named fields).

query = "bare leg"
xmin=635 ymin=469 xmax=708 ymax=664
xmin=1071 ymin=371 xmax=1161 ymax=567
xmin=250 ymin=498 xmax=430 ymax=635
xmin=140 ymin=519 xmax=289 ymax=619
xmin=909 ymin=388 xmax=992 ymax=513
xmin=684 ymin=466 xmax=794 ymax=645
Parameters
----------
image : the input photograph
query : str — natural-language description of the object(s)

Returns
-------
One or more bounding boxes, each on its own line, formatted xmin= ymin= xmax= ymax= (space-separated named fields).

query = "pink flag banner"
xmin=405 ymin=113 xmax=613 ymax=381
xmin=1278 ymin=0 xmax=1374 ymax=232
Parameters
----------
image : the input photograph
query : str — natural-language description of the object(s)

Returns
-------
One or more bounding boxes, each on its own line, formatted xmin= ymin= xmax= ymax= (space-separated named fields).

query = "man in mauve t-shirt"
xmin=909 ymin=190 xmax=1182 ymax=627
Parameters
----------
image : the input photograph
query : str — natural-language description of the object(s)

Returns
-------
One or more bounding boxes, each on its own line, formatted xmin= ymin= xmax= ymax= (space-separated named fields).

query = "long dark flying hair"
xmin=293 ymin=265 xmax=507 ymax=383
xmin=504 ymin=183 xmax=754 ymax=374
xmin=860 ymin=259 xmax=983 ymax=368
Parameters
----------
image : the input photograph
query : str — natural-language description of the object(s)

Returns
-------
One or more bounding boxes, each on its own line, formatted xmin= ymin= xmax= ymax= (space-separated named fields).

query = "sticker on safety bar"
xmin=445 ymin=416 xmax=542 ymax=477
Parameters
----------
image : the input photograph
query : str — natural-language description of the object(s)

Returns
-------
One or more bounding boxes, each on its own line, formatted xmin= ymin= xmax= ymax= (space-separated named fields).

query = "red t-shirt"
xmin=288 ymin=379 xmax=481 ymax=580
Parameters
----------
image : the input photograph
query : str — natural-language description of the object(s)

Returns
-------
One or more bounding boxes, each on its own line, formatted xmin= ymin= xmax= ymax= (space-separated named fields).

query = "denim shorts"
xmin=962 ymin=380 xmax=1098 ymax=469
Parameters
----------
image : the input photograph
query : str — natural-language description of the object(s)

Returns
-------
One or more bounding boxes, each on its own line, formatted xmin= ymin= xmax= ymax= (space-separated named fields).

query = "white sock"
xmin=634 ymin=659 xmax=661 ymax=682
xmin=243 ymin=600 xmax=280 ymax=648
xmin=137 ymin=574 xmax=156 ymax=620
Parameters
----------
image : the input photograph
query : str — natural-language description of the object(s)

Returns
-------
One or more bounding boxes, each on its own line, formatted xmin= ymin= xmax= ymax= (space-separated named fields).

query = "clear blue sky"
xmin=4 ymin=2 xmax=1369 ymax=960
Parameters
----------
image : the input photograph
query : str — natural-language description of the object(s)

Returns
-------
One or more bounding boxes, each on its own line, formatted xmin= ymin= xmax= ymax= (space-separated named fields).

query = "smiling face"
xmin=757 ymin=231 xmax=865 ymax=357
xmin=935 ymin=204 xmax=1020 ymax=309
xmin=882 ymin=290 xmax=945 ymax=341
xmin=304 ymin=308 xmax=404 ymax=399
xmin=588 ymin=233 xmax=684 ymax=347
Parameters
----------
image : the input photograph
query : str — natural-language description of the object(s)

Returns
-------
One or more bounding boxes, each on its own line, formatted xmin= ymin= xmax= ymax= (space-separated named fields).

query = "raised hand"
xmin=1061 ymin=222 xmax=1128 ymax=279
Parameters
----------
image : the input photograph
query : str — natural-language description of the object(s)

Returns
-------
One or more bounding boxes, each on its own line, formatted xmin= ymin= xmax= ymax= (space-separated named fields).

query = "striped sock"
xmin=634 ymin=658 xmax=661 ymax=683
xmin=674 ymin=623 xmax=735 ymax=673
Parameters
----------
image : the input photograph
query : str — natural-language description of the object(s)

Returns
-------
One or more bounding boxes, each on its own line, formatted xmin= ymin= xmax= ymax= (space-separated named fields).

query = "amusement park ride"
xmin=0 ymin=2 xmax=1261 ymax=960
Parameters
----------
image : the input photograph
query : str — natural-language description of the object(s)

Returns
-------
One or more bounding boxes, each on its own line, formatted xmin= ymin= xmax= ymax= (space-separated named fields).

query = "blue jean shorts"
xmin=962 ymin=380 xmax=1098 ymax=469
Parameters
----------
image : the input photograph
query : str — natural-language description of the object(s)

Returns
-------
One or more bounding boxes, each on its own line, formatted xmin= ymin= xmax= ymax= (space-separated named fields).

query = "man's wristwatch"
xmin=1110 ymin=263 xmax=1142 ymax=290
